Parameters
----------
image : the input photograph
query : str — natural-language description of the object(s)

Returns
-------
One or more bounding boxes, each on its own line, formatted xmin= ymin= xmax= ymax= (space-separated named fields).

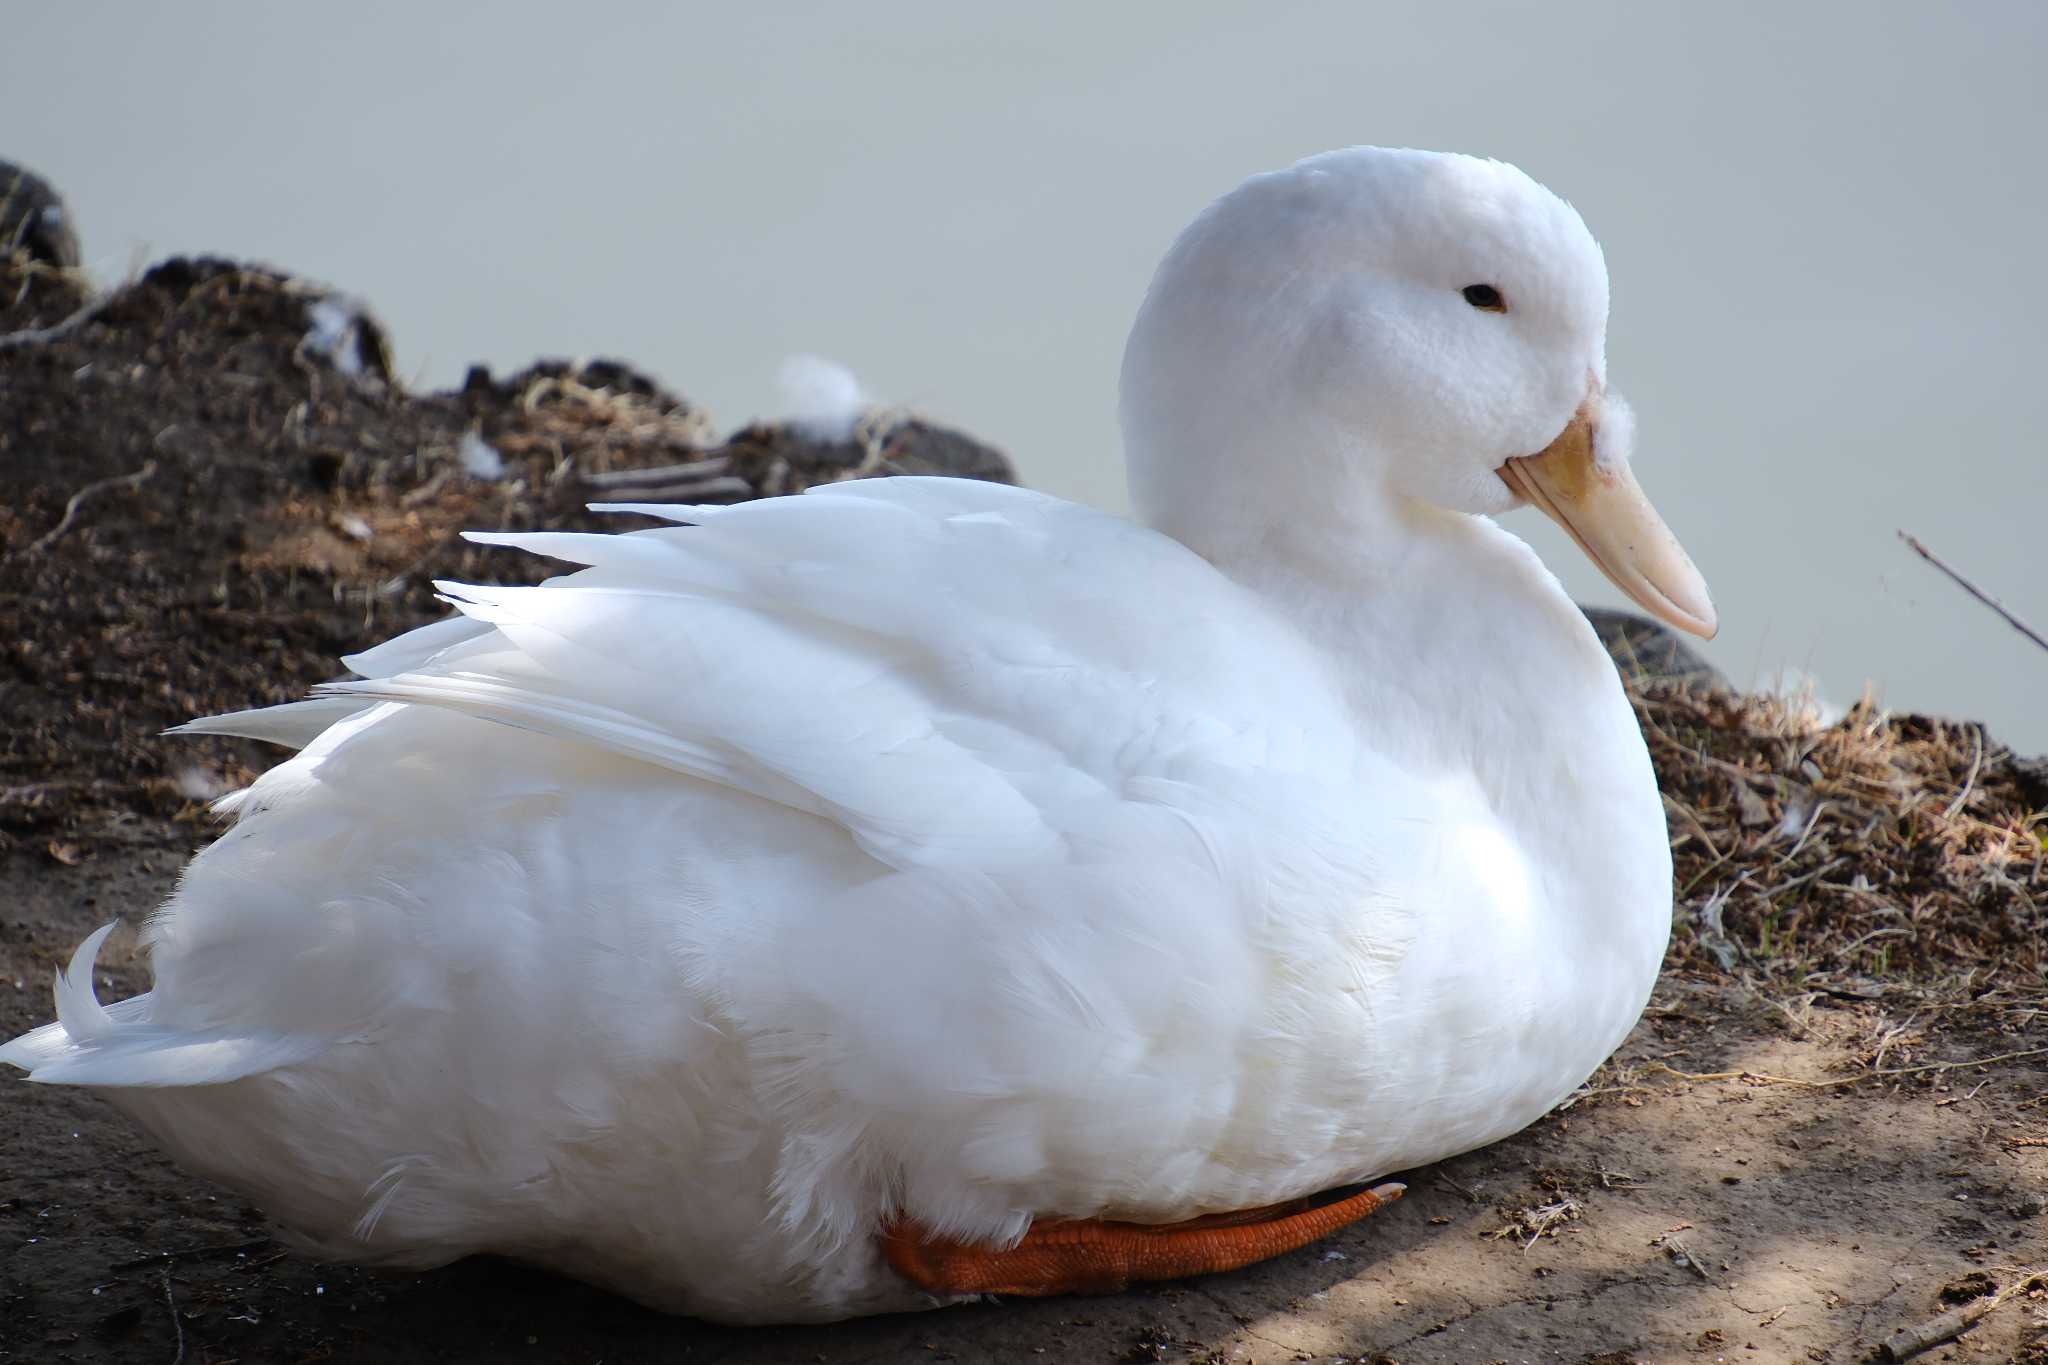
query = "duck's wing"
xmin=254 ymin=477 xmax=1353 ymax=872
xmin=174 ymin=612 xmax=495 ymax=750
xmin=13 ymin=478 xmax=1385 ymax=1240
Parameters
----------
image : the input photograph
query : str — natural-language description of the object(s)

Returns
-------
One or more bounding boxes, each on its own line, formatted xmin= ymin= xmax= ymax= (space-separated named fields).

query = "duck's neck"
xmin=1175 ymin=480 xmax=1673 ymax=1038
xmin=1237 ymin=499 xmax=1613 ymax=750
xmin=1141 ymin=449 xmax=1663 ymax=891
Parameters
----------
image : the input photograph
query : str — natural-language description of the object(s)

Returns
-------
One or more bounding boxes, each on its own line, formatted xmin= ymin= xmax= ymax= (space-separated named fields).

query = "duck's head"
xmin=1121 ymin=146 xmax=1715 ymax=639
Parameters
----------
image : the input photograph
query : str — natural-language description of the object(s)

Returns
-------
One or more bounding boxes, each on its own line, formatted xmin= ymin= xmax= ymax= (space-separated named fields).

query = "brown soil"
xmin=3 ymin=247 xmax=2045 ymax=1364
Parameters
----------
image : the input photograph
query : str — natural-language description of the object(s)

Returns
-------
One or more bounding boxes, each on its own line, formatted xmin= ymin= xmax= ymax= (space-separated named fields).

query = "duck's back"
xmin=7 ymin=477 xmax=1409 ymax=1321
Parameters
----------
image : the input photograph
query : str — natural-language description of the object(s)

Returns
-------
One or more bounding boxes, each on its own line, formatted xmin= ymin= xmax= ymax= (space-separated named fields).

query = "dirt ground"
xmin=2 ymin=211 xmax=2044 ymax=1364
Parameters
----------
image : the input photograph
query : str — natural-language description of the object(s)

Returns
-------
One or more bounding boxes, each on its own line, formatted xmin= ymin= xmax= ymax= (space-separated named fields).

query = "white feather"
xmin=303 ymin=295 xmax=368 ymax=378
xmin=776 ymin=354 xmax=869 ymax=442
xmin=52 ymin=923 xmax=116 ymax=1043
xmin=0 ymin=925 xmax=326 ymax=1085
xmin=458 ymin=429 xmax=506 ymax=481
xmin=1594 ymin=392 xmax=1637 ymax=472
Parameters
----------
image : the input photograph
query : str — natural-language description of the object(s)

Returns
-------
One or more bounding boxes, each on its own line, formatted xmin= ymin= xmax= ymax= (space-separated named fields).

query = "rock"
xmin=497 ymin=355 xmax=1017 ymax=505
xmin=0 ymin=159 xmax=82 ymax=268
xmin=1581 ymin=606 xmax=1729 ymax=690
xmin=709 ymin=412 xmax=1017 ymax=497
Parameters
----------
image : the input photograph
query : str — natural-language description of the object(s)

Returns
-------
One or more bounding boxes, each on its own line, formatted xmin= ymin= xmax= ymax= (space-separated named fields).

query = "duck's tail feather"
xmin=170 ymin=612 xmax=500 ymax=752
xmin=170 ymin=696 xmax=373 ymax=749
xmin=0 ymin=925 xmax=326 ymax=1088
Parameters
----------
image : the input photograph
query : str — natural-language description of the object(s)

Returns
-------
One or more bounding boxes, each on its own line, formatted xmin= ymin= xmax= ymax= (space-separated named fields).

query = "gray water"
xmin=7 ymin=2 xmax=2044 ymax=752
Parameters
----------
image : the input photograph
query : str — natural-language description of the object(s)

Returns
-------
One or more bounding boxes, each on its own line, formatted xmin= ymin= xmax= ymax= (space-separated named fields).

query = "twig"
xmin=1942 ymin=726 xmax=1983 ymax=820
xmin=1432 ymin=1171 xmax=1483 ymax=1203
xmin=23 ymin=459 xmax=157 ymax=554
xmin=0 ymin=289 xmax=115 ymax=351
xmin=161 ymin=1266 xmax=185 ymax=1365
xmin=1753 ymin=855 xmax=1849 ymax=903
xmin=1878 ymin=1270 xmax=2045 ymax=1361
xmin=1899 ymin=530 xmax=2048 ymax=656
xmin=1662 ymin=1232 xmax=1713 ymax=1281
xmin=586 ymin=473 xmax=753 ymax=502
xmin=1879 ymin=1300 xmax=1992 ymax=1361
xmin=112 ymin=1236 xmax=272 ymax=1271
xmin=1662 ymin=795 xmax=1725 ymax=860
xmin=578 ymin=454 xmax=732 ymax=488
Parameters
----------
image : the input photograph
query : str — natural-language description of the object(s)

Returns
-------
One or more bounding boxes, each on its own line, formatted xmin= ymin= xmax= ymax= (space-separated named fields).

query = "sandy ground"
xmin=4 ymin=847 xmax=2044 ymax=1364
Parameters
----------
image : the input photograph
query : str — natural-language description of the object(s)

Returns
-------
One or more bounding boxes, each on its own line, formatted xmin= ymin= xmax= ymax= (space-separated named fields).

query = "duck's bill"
xmin=1498 ymin=410 xmax=1718 ymax=639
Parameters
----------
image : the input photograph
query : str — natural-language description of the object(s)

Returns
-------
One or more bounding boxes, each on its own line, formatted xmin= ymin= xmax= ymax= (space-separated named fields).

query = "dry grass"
xmin=1640 ymin=680 xmax=2045 ymax=1017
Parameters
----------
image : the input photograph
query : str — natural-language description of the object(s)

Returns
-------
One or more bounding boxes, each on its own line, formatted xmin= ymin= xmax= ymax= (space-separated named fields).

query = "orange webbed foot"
xmin=880 ymin=1181 xmax=1405 ymax=1297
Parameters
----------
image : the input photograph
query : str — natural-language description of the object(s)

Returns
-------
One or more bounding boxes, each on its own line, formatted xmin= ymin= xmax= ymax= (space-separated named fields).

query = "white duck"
xmin=2 ymin=146 xmax=1714 ymax=1324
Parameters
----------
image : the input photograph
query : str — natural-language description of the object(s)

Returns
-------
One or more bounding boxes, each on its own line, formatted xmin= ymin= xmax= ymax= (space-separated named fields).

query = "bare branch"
xmin=1898 ymin=530 xmax=2048 ymax=656
xmin=0 ymin=289 xmax=115 ymax=351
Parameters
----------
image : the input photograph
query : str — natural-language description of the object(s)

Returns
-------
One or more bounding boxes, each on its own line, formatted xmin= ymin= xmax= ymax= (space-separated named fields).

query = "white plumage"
xmin=2 ymin=147 xmax=1711 ymax=1323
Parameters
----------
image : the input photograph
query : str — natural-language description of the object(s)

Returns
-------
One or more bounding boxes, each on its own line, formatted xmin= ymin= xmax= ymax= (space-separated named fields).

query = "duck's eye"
xmin=1462 ymin=284 xmax=1506 ymax=312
